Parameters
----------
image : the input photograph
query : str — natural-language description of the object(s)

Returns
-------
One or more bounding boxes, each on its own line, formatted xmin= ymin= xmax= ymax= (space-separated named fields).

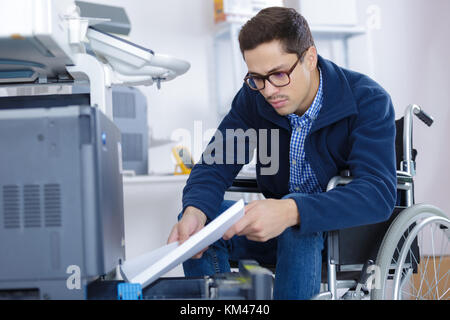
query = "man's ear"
xmin=304 ymin=46 xmax=318 ymax=71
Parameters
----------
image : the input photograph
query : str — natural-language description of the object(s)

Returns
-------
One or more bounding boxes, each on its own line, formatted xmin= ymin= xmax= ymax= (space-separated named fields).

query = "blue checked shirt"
xmin=287 ymin=67 xmax=323 ymax=194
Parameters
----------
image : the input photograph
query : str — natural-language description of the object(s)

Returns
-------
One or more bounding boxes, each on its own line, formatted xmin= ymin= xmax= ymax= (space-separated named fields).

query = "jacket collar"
xmin=255 ymin=55 xmax=358 ymax=132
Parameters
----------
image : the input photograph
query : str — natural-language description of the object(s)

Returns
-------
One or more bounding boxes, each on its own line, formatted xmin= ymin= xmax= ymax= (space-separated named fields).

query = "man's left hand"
xmin=223 ymin=199 xmax=300 ymax=242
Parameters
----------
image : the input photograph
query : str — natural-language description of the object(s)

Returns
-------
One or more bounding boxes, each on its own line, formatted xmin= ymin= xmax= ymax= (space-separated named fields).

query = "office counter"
xmin=122 ymin=174 xmax=188 ymax=277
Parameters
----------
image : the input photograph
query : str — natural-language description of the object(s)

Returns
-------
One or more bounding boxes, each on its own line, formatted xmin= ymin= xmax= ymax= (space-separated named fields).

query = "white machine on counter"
xmin=0 ymin=0 xmax=189 ymax=299
xmin=0 ymin=0 xmax=190 ymax=118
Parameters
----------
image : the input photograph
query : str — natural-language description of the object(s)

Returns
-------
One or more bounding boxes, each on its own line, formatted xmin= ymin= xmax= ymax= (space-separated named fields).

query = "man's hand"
xmin=223 ymin=199 xmax=299 ymax=242
xmin=167 ymin=206 xmax=208 ymax=259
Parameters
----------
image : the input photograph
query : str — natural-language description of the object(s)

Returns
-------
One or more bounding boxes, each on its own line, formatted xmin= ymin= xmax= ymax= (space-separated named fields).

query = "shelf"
xmin=123 ymin=174 xmax=189 ymax=185
xmin=213 ymin=21 xmax=366 ymax=40
xmin=310 ymin=25 xmax=366 ymax=38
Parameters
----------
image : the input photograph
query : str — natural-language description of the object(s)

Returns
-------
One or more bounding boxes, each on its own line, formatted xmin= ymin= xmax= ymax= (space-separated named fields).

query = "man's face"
xmin=243 ymin=40 xmax=318 ymax=116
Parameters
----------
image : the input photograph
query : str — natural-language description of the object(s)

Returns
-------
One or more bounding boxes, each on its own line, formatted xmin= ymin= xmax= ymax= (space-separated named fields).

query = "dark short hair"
xmin=238 ymin=7 xmax=315 ymax=61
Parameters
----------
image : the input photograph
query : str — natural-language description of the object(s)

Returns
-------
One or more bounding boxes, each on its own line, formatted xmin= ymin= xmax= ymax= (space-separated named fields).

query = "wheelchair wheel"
xmin=371 ymin=204 xmax=450 ymax=300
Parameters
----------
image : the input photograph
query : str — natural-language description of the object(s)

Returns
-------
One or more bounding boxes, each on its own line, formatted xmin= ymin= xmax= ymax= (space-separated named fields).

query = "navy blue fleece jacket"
xmin=182 ymin=55 xmax=397 ymax=235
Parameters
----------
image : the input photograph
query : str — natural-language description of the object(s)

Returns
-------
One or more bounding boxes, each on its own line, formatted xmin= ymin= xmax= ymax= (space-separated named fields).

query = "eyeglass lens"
xmin=247 ymin=72 xmax=290 ymax=90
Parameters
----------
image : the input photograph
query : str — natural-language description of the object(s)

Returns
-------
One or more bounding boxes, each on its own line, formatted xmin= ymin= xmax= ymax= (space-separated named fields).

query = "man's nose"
xmin=262 ymin=80 xmax=280 ymax=97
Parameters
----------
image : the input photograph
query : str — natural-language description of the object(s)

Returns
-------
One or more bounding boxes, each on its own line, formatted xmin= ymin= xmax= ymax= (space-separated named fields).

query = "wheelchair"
xmin=228 ymin=104 xmax=450 ymax=300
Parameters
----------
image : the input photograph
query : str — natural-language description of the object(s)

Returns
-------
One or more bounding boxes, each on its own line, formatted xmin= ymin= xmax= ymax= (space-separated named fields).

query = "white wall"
xmin=348 ymin=0 xmax=450 ymax=216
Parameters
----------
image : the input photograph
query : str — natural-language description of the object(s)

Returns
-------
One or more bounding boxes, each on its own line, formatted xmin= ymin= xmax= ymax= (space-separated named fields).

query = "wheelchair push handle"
xmin=413 ymin=106 xmax=434 ymax=127
xmin=402 ymin=104 xmax=433 ymax=176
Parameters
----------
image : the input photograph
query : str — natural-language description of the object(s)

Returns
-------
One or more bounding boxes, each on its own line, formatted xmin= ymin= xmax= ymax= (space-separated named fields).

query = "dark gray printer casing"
xmin=0 ymin=104 xmax=125 ymax=299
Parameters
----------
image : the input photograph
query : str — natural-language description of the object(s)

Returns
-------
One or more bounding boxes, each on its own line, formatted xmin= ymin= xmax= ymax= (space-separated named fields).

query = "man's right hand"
xmin=167 ymin=206 xmax=208 ymax=259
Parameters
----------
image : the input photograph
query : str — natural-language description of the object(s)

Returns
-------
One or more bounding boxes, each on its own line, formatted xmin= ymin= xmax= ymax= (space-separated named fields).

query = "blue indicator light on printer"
xmin=101 ymin=132 xmax=107 ymax=145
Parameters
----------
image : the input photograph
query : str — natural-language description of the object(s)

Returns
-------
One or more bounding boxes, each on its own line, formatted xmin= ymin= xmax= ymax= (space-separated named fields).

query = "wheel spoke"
xmin=372 ymin=206 xmax=450 ymax=300
xmin=439 ymin=287 xmax=449 ymax=300
xmin=417 ymin=254 xmax=432 ymax=299
xmin=420 ymin=270 xmax=449 ymax=300
xmin=430 ymin=224 xmax=439 ymax=299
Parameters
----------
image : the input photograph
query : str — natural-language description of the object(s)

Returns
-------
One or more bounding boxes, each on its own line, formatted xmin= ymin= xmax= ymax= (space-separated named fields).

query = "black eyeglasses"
xmin=244 ymin=57 xmax=301 ymax=91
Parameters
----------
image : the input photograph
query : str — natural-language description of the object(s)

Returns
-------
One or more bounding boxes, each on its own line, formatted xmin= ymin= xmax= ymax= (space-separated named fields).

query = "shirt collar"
xmin=287 ymin=67 xmax=323 ymax=125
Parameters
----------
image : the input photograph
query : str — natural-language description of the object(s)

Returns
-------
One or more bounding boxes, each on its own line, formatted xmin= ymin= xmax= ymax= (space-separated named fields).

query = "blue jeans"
xmin=182 ymin=200 xmax=325 ymax=300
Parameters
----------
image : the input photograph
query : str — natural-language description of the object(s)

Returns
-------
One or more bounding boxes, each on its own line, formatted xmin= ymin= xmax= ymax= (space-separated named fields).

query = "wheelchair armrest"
xmin=326 ymin=171 xmax=413 ymax=192
xmin=229 ymin=170 xmax=412 ymax=195
xmin=326 ymin=176 xmax=352 ymax=191
xmin=396 ymin=170 xmax=413 ymax=183
xmin=228 ymin=177 xmax=260 ymax=193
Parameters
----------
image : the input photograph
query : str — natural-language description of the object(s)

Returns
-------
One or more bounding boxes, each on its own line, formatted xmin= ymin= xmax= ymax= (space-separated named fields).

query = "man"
xmin=167 ymin=7 xmax=397 ymax=299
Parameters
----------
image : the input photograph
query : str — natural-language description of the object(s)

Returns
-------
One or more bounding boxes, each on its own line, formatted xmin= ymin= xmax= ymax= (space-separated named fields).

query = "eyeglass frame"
xmin=243 ymin=55 xmax=302 ymax=91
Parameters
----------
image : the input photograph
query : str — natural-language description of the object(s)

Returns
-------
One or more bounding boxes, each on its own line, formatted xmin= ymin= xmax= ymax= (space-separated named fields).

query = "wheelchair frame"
xmin=228 ymin=104 xmax=449 ymax=300
xmin=313 ymin=104 xmax=450 ymax=300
